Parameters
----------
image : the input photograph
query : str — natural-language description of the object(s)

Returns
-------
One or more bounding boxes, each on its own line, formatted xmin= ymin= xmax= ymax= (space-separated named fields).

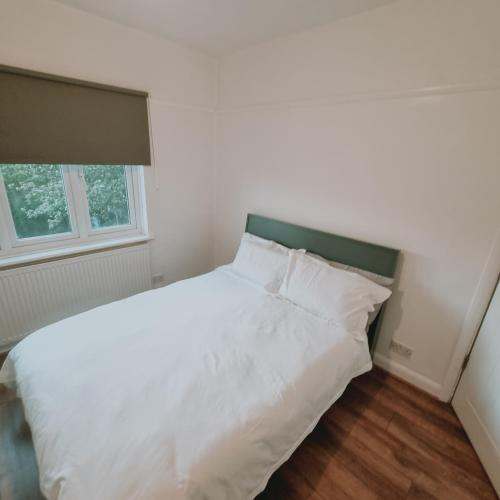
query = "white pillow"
xmin=231 ymin=233 xmax=290 ymax=292
xmin=307 ymin=252 xmax=394 ymax=329
xmin=279 ymin=251 xmax=391 ymax=337
xmin=307 ymin=252 xmax=394 ymax=288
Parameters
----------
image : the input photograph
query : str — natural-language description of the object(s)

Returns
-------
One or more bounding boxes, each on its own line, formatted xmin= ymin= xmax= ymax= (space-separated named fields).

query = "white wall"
xmin=0 ymin=0 xmax=218 ymax=282
xmin=3 ymin=0 xmax=500 ymax=400
xmin=215 ymin=0 xmax=500 ymax=398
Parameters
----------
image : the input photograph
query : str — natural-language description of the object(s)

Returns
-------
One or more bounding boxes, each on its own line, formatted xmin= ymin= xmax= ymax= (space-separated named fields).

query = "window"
xmin=84 ymin=166 xmax=132 ymax=230
xmin=0 ymin=164 xmax=146 ymax=259
xmin=1 ymin=164 xmax=73 ymax=240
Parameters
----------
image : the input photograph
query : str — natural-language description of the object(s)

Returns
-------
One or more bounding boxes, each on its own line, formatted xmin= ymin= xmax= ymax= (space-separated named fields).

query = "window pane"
xmin=0 ymin=164 xmax=72 ymax=239
xmin=83 ymin=166 xmax=131 ymax=229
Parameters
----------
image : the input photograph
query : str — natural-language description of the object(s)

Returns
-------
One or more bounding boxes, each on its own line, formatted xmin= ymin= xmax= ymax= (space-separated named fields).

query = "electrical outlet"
xmin=152 ymin=273 xmax=164 ymax=288
xmin=389 ymin=340 xmax=413 ymax=359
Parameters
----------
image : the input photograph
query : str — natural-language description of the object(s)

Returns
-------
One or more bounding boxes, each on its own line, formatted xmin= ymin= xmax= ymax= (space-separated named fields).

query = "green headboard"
xmin=245 ymin=214 xmax=400 ymax=354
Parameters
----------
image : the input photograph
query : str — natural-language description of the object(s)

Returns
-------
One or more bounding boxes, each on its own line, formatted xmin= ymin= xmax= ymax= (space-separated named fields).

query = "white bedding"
xmin=0 ymin=267 xmax=372 ymax=500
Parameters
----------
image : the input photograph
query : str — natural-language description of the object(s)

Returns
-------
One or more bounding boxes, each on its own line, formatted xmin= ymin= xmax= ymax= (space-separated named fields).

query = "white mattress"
xmin=0 ymin=267 xmax=372 ymax=500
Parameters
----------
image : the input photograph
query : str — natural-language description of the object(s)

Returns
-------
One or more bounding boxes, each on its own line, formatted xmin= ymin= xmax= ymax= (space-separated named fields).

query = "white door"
xmin=453 ymin=278 xmax=500 ymax=494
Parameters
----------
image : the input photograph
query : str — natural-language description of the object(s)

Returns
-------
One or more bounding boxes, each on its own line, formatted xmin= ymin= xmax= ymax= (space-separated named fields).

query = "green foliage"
xmin=0 ymin=164 xmax=71 ymax=238
xmin=0 ymin=164 xmax=130 ymax=239
xmin=84 ymin=166 xmax=130 ymax=229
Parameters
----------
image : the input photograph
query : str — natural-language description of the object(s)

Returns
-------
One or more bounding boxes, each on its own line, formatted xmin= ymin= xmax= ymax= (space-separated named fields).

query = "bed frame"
xmin=245 ymin=213 xmax=400 ymax=355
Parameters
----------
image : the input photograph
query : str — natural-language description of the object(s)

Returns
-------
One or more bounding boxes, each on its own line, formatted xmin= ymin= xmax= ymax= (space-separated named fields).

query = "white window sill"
xmin=0 ymin=235 xmax=152 ymax=270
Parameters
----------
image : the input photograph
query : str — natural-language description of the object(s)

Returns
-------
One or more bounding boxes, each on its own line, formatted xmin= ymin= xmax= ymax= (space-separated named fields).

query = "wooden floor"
xmin=0 ymin=365 xmax=497 ymax=500
xmin=258 ymin=368 xmax=497 ymax=500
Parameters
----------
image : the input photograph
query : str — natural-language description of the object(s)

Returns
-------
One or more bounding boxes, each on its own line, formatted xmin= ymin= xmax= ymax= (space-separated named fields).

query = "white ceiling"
xmin=53 ymin=0 xmax=397 ymax=56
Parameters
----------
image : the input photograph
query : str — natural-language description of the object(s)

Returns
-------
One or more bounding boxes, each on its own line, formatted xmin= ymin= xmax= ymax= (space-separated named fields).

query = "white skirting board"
xmin=373 ymin=352 xmax=443 ymax=400
xmin=0 ymin=244 xmax=151 ymax=350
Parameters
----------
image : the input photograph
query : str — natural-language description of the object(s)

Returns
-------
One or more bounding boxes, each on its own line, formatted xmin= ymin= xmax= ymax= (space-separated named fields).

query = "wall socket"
xmin=389 ymin=340 xmax=413 ymax=359
xmin=152 ymin=273 xmax=165 ymax=288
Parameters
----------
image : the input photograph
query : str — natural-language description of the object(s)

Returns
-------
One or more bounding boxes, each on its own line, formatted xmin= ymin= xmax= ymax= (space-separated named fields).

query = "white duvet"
xmin=0 ymin=267 xmax=372 ymax=500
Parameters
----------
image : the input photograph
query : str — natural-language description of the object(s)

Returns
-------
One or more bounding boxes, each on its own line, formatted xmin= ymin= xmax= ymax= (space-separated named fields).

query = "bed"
xmin=0 ymin=214 xmax=399 ymax=500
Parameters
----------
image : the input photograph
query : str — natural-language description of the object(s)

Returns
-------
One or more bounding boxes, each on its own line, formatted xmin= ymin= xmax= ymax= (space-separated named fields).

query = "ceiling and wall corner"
xmin=214 ymin=0 xmax=500 ymax=401
xmin=0 ymin=0 xmax=219 ymax=285
xmin=51 ymin=0 xmax=398 ymax=55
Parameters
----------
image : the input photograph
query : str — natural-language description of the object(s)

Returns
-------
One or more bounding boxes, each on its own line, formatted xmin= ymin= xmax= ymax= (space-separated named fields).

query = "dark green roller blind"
xmin=0 ymin=65 xmax=151 ymax=165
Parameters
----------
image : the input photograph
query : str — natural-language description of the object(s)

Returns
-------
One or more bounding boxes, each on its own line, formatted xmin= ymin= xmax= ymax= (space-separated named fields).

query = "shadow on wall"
xmin=378 ymin=249 xmax=464 ymax=380
xmin=379 ymin=251 xmax=405 ymax=350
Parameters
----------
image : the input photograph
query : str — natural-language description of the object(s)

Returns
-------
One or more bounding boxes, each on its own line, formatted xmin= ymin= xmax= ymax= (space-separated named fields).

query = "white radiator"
xmin=0 ymin=244 xmax=151 ymax=350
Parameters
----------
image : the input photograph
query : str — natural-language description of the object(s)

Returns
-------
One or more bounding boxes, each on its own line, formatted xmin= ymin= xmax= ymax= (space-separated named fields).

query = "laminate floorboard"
xmin=0 ymin=360 xmax=496 ymax=500
xmin=257 ymin=367 xmax=497 ymax=500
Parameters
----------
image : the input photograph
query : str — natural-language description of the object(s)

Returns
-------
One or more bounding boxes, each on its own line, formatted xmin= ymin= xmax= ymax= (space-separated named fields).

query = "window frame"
xmin=80 ymin=165 xmax=137 ymax=236
xmin=0 ymin=165 xmax=147 ymax=259
xmin=0 ymin=165 xmax=80 ymax=249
